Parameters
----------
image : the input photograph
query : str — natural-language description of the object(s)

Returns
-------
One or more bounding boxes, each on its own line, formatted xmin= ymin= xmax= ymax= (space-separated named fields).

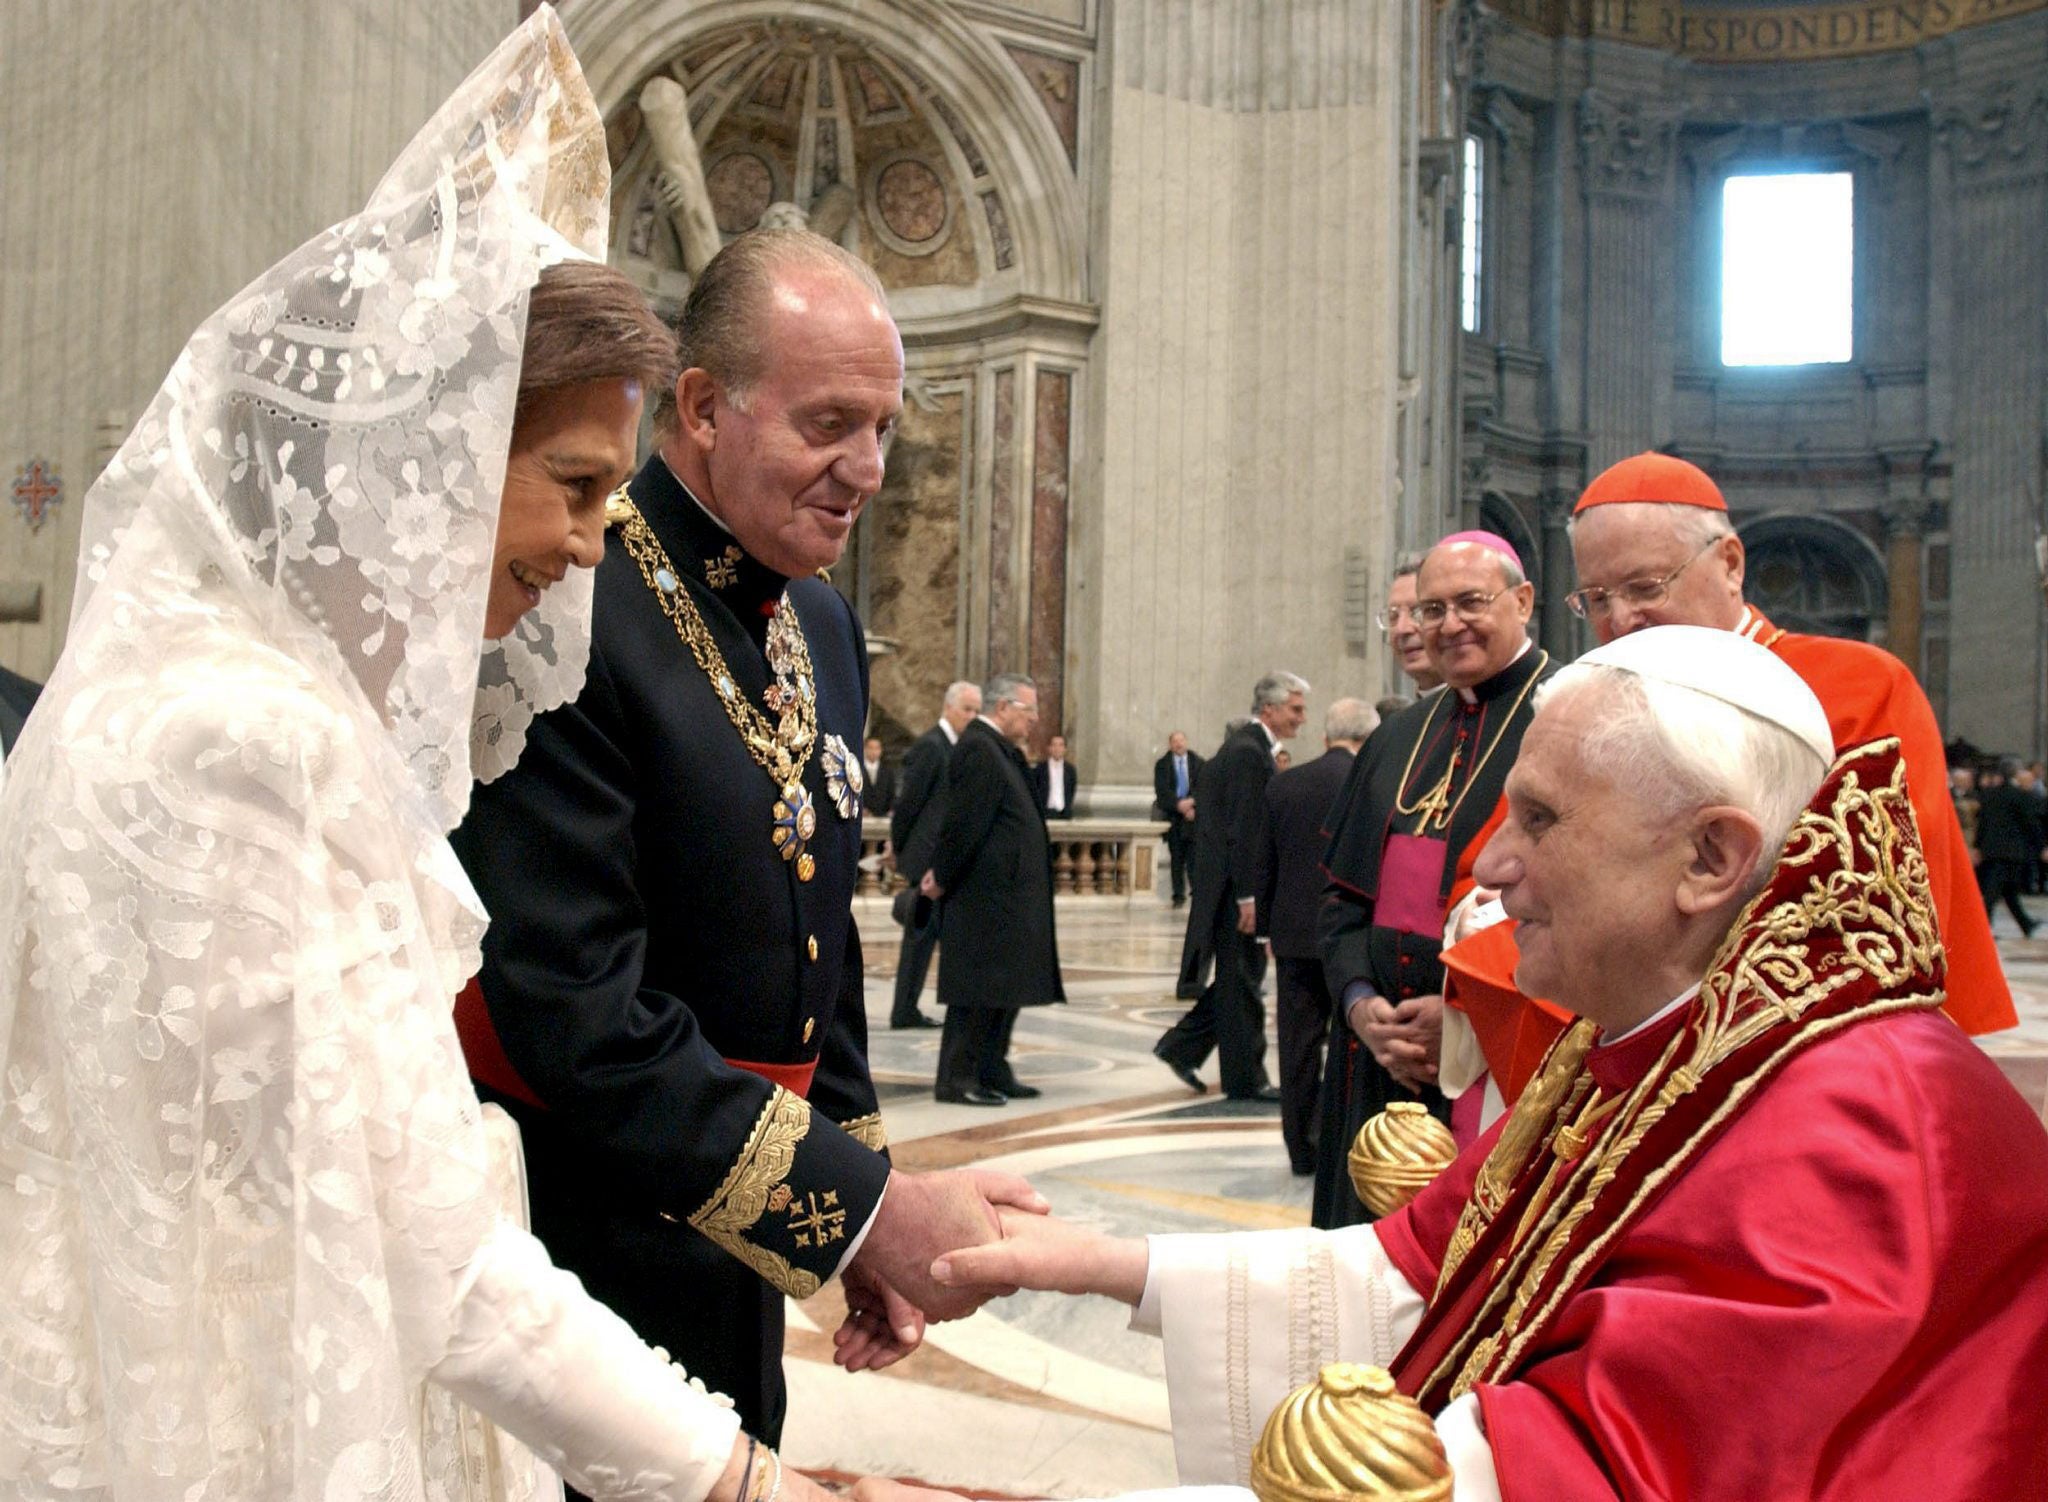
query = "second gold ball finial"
xmin=1348 ymin=1102 xmax=1458 ymax=1217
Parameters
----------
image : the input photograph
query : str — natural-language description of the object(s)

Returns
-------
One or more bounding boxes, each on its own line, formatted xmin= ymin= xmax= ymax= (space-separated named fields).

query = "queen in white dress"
xmin=0 ymin=12 xmax=797 ymax=1501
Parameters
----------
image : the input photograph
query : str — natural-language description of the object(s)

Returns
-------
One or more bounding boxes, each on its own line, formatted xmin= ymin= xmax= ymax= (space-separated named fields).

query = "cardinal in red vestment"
xmin=1444 ymin=451 xmax=2013 ymax=1110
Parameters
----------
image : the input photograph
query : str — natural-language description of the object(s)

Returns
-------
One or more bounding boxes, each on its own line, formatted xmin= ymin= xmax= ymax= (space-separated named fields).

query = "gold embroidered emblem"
xmin=687 ymin=1087 xmax=822 ymax=1297
xmin=840 ymin=1112 xmax=889 ymax=1152
xmin=785 ymin=1190 xmax=847 ymax=1251
xmin=706 ymin=544 xmax=742 ymax=589
xmin=767 ymin=1184 xmax=794 ymax=1213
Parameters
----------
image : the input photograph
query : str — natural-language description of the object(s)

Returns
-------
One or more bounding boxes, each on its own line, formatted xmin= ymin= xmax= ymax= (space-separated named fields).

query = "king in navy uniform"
xmin=451 ymin=230 xmax=1033 ymax=1449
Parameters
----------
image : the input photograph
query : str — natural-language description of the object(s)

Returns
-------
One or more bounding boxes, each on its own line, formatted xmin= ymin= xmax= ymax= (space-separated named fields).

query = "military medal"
xmin=609 ymin=488 xmax=824 ymax=878
xmin=819 ymin=733 xmax=864 ymax=821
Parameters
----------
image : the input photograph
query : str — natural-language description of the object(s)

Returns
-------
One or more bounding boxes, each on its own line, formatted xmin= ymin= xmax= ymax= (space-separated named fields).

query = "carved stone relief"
xmin=1578 ymin=89 xmax=1681 ymax=200
xmin=1931 ymin=84 xmax=2048 ymax=189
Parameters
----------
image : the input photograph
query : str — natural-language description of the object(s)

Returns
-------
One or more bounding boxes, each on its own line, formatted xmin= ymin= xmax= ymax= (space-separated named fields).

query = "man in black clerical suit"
xmin=451 ymin=231 xmax=1034 ymax=1449
xmin=1152 ymin=731 xmax=1202 ymax=906
xmin=1312 ymin=532 xmax=1553 ymax=1228
xmin=923 ymin=673 xmax=1064 ymax=1105
xmin=862 ymin=736 xmax=897 ymax=817
xmin=888 ymin=681 xmax=980 ymax=1029
xmin=1156 ymin=673 xmax=1308 ymax=1099
xmin=1030 ymin=733 xmax=1078 ymax=820
xmin=1258 ymin=697 xmax=1377 ymax=1175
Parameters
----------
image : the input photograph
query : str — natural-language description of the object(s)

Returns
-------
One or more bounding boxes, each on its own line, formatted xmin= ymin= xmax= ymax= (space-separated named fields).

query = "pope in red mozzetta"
xmin=1442 ymin=451 xmax=2013 ymax=1109
xmin=881 ymin=627 xmax=2048 ymax=1502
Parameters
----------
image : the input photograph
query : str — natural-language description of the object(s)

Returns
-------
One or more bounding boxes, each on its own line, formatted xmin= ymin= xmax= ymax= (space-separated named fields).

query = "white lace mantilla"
xmin=0 ymin=9 xmax=740 ymax=1500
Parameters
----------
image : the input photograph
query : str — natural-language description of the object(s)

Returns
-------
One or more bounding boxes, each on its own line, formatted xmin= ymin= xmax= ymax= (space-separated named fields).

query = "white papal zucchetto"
xmin=1576 ymin=624 xmax=1836 ymax=768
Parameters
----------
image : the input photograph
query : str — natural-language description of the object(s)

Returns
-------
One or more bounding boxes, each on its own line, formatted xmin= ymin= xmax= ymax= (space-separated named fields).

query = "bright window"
xmin=1720 ymin=171 xmax=1853 ymax=367
xmin=1461 ymin=134 xmax=1483 ymax=334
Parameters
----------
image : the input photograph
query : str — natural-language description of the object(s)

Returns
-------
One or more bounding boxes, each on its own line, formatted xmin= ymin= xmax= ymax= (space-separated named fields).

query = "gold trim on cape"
xmin=687 ymin=1086 xmax=823 ymax=1298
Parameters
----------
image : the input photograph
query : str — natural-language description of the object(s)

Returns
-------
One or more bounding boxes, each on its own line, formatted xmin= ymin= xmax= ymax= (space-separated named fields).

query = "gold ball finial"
xmin=1251 ymin=1363 xmax=1452 ymax=1502
xmin=1348 ymin=1103 xmax=1457 ymax=1218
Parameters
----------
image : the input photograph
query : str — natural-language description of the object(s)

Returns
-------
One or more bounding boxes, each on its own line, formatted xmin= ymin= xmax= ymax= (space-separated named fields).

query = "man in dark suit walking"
xmin=1031 ymin=733 xmax=1078 ymax=819
xmin=1156 ymin=671 xmax=1308 ymax=1099
xmin=923 ymin=673 xmax=1064 ymax=1105
xmin=862 ymin=736 xmax=897 ymax=818
xmin=1153 ymin=731 xmax=1202 ymax=906
xmin=1977 ymin=757 xmax=2044 ymax=938
xmin=1258 ymin=698 xmax=1378 ymax=1174
xmin=888 ymin=681 xmax=980 ymax=1029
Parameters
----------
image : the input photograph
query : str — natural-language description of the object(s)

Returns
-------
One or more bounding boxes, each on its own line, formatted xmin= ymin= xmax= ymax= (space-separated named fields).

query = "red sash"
xmin=453 ymin=979 xmax=817 ymax=1108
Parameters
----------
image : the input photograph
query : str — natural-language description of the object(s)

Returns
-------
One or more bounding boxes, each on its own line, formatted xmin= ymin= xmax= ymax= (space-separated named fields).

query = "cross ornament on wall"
xmin=11 ymin=460 xmax=61 ymax=532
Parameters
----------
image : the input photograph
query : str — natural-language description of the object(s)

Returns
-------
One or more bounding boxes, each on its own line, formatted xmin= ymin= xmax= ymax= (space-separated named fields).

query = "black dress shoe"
xmin=985 ymin=1078 xmax=1042 ymax=1100
xmin=935 ymin=1085 xmax=1007 ymax=1106
xmin=892 ymin=1013 xmax=941 ymax=1029
xmin=1153 ymin=1046 xmax=1206 ymax=1094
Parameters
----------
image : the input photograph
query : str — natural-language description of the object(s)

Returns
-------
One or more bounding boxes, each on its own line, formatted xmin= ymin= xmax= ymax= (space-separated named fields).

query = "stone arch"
xmin=1738 ymin=512 xmax=1889 ymax=643
xmin=1478 ymin=492 xmax=1542 ymax=596
xmin=566 ymin=0 xmax=1085 ymax=306
xmin=563 ymin=0 xmax=1096 ymax=754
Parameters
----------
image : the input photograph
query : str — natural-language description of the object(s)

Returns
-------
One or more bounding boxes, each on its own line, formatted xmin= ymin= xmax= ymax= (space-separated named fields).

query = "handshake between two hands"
xmin=830 ymin=1167 xmax=1147 ymax=1374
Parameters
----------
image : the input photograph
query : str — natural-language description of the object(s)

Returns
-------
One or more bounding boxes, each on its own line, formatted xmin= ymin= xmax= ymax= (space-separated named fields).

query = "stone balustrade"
xmin=858 ymin=817 xmax=1168 ymax=900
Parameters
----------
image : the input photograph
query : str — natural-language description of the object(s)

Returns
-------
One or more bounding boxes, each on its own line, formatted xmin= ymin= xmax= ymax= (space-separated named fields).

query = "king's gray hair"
xmin=983 ymin=672 xmax=1036 ymax=709
xmin=1252 ymin=671 xmax=1309 ymax=714
xmin=1535 ymin=663 xmax=1827 ymax=893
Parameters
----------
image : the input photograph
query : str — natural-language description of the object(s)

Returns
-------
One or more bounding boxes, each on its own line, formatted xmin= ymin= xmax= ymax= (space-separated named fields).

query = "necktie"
xmin=1175 ymin=756 xmax=1188 ymax=798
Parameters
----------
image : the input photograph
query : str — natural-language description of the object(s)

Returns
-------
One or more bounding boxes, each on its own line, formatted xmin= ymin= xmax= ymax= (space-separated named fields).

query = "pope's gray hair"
xmin=1536 ymin=663 xmax=1827 ymax=892
xmin=1252 ymin=671 xmax=1309 ymax=713
xmin=984 ymin=672 xmax=1036 ymax=709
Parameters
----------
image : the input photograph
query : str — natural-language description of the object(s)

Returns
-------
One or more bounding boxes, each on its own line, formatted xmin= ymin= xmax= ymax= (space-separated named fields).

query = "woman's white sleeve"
xmin=429 ymin=1220 xmax=743 ymax=1502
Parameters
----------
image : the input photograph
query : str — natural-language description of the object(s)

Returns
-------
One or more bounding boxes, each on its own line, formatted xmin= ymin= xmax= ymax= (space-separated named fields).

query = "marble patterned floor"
xmin=778 ymin=888 xmax=2048 ymax=1497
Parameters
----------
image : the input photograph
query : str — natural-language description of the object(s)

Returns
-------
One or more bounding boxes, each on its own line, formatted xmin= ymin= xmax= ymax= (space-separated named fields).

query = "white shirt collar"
xmin=1601 ymin=983 xmax=1701 ymax=1046
xmin=939 ymin=719 xmax=960 ymax=745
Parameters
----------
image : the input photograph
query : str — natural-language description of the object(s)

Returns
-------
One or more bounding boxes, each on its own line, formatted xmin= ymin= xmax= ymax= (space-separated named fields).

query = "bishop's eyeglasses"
xmin=1412 ymin=587 xmax=1514 ymax=629
xmin=1564 ymin=538 xmax=1721 ymax=620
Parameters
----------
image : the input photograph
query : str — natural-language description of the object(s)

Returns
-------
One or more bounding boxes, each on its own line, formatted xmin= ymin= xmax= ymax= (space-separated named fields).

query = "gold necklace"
xmin=1389 ymin=651 xmax=1549 ymax=834
xmin=608 ymin=488 xmax=824 ymax=882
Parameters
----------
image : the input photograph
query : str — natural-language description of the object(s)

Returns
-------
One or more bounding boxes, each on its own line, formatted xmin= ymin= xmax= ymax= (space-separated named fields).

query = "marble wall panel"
xmin=988 ymin=367 xmax=1021 ymax=672
xmin=864 ymin=387 xmax=967 ymax=753
xmin=1028 ymin=368 xmax=1072 ymax=745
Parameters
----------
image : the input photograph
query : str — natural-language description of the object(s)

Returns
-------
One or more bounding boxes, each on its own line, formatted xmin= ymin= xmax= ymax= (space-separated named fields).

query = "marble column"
xmin=1930 ymin=82 xmax=2048 ymax=754
xmin=1575 ymin=89 xmax=1681 ymax=472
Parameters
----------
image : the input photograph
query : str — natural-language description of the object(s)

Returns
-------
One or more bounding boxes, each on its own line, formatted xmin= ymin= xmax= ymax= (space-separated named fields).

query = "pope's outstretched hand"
xmin=928 ymin=1207 xmax=1150 ymax=1306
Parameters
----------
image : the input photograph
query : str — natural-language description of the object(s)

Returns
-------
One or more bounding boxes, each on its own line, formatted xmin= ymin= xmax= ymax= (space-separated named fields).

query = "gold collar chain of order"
xmin=1389 ymin=650 xmax=1549 ymax=833
xmin=609 ymin=488 xmax=825 ymax=879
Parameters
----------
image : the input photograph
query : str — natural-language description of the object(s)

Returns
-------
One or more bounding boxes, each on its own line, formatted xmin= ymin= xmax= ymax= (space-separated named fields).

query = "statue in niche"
xmin=637 ymin=76 xmax=723 ymax=273
xmin=755 ymin=182 xmax=859 ymax=248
